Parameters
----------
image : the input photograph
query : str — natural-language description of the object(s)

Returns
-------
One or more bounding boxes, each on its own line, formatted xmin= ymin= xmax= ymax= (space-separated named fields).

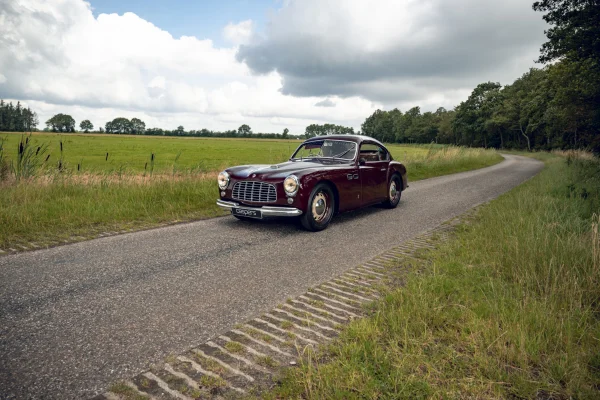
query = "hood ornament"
xmin=251 ymin=174 xmax=256 ymax=178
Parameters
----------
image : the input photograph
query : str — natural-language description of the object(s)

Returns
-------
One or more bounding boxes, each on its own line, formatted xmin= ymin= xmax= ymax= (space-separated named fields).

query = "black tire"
xmin=383 ymin=174 xmax=402 ymax=209
xmin=300 ymin=183 xmax=335 ymax=231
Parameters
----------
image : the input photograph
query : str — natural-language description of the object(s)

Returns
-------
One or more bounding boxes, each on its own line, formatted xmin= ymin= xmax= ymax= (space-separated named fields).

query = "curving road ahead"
xmin=0 ymin=154 xmax=543 ymax=399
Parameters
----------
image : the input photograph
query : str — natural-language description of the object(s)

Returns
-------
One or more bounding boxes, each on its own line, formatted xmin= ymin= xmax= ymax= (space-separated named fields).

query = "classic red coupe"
xmin=216 ymin=135 xmax=407 ymax=231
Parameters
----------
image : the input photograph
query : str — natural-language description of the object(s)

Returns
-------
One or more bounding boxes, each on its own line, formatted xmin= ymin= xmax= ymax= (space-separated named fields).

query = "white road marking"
xmin=324 ymin=282 xmax=378 ymax=300
xmin=206 ymin=341 xmax=269 ymax=373
xmin=242 ymin=323 xmax=287 ymax=343
xmin=291 ymin=299 xmax=348 ymax=321
xmin=230 ymin=329 xmax=294 ymax=357
xmin=282 ymin=303 xmax=342 ymax=324
xmin=274 ymin=307 xmax=337 ymax=331
xmin=219 ymin=335 xmax=269 ymax=358
xmin=191 ymin=349 xmax=255 ymax=382
xmin=320 ymin=283 xmax=373 ymax=302
xmin=142 ymin=372 xmax=193 ymax=400
xmin=299 ymin=294 xmax=360 ymax=316
xmin=164 ymin=363 xmax=199 ymax=389
xmin=254 ymin=318 xmax=319 ymax=345
xmin=312 ymin=288 xmax=363 ymax=307
xmin=264 ymin=313 xmax=330 ymax=340
xmin=176 ymin=355 xmax=246 ymax=394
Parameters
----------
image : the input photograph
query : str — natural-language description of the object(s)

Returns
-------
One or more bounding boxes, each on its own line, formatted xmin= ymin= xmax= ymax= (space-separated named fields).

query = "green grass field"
xmin=2 ymin=132 xmax=307 ymax=173
xmin=0 ymin=132 xmax=502 ymax=250
xmin=270 ymin=152 xmax=600 ymax=399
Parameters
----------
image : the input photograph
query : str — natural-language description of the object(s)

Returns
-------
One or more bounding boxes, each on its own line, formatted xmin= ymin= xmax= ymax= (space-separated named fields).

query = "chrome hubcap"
xmin=312 ymin=192 xmax=328 ymax=221
xmin=389 ymin=181 xmax=398 ymax=201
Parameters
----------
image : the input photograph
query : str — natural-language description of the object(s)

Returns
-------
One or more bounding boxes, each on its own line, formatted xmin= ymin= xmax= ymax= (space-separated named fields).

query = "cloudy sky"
xmin=0 ymin=0 xmax=548 ymax=134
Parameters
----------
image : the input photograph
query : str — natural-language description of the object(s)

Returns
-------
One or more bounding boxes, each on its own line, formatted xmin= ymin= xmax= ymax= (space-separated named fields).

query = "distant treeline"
xmin=0 ymin=100 xmax=39 ymax=132
xmin=361 ymin=61 xmax=599 ymax=152
xmin=362 ymin=0 xmax=600 ymax=152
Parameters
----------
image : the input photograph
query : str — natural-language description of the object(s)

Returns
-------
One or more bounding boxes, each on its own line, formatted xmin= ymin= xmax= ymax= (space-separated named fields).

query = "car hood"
xmin=227 ymin=160 xmax=350 ymax=180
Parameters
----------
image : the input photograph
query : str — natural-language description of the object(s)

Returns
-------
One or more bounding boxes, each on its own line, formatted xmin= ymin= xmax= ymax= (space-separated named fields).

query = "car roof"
xmin=303 ymin=135 xmax=386 ymax=147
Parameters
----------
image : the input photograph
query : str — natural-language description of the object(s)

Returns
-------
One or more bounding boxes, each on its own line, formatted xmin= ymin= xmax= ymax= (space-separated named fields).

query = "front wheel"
xmin=300 ymin=183 xmax=335 ymax=231
xmin=383 ymin=175 xmax=402 ymax=209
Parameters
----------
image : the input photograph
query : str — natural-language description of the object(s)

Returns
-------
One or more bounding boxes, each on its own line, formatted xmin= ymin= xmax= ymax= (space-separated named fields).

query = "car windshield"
xmin=291 ymin=140 xmax=357 ymax=161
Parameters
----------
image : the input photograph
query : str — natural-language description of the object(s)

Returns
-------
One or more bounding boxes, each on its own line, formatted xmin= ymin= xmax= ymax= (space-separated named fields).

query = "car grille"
xmin=232 ymin=181 xmax=277 ymax=203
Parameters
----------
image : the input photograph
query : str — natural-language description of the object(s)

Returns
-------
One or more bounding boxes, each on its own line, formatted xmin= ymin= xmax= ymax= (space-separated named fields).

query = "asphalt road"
xmin=0 ymin=154 xmax=543 ymax=399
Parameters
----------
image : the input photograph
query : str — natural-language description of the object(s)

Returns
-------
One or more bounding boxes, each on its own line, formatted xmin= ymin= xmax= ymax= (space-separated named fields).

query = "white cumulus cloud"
xmin=223 ymin=20 xmax=254 ymax=46
xmin=0 ymin=0 xmax=548 ymax=133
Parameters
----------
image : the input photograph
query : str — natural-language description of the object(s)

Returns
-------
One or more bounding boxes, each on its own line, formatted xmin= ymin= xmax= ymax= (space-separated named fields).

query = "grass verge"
xmin=0 ymin=134 xmax=501 ymax=250
xmin=271 ymin=153 xmax=600 ymax=399
xmin=0 ymin=176 xmax=224 ymax=249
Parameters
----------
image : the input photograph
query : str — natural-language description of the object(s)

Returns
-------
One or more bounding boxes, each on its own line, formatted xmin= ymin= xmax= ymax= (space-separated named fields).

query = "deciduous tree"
xmin=79 ymin=120 xmax=93 ymax=133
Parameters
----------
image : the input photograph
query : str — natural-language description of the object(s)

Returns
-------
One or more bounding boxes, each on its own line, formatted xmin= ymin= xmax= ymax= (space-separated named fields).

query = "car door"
xmin=359 ymin=143 xmax=389 ymax=205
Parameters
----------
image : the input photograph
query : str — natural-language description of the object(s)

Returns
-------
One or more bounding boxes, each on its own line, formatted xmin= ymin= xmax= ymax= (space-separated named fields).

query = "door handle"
xmin=380 ymin=168 xmax=386 ymax=171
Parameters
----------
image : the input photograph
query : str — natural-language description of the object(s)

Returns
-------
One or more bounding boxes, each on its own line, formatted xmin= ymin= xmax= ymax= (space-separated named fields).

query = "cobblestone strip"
xmin=93 ymin=217 xmax=466 ymax=400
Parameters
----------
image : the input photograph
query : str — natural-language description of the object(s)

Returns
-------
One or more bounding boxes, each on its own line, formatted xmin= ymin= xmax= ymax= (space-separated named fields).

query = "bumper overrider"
xmin=216 ymin=199 xmax=303 ymax=217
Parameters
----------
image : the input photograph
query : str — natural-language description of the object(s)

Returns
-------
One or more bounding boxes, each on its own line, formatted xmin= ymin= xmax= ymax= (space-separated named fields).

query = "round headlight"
xmin=284 ymin=175 xmax=299 ymax=196
xmin=218 ymin=171 xmax=230 ymax=189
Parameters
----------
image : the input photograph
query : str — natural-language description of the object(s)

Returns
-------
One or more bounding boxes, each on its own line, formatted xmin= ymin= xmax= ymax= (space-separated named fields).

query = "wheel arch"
xmin=389 ymin=162 xmax=407 ymax=191
xmin=390 ymin=171 xmax=403 ymax=190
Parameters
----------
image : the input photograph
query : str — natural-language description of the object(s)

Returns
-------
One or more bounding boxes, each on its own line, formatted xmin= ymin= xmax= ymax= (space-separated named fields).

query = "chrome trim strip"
xmin=216 ymin=199 xmax=303 ymax=217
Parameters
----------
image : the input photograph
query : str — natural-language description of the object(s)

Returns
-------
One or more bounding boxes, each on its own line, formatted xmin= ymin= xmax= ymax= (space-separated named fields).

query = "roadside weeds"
xmin=269 ymin=153 xmax=600 ymax=399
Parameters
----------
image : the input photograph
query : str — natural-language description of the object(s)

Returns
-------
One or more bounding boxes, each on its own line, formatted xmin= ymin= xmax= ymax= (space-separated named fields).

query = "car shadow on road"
xmin=217 ymin=202 xmax=403 ymax=233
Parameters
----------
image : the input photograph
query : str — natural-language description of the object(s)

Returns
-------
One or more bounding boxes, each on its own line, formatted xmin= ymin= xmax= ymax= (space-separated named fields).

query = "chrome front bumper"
xmin=217 ymin=199 xmax=303 ymax=217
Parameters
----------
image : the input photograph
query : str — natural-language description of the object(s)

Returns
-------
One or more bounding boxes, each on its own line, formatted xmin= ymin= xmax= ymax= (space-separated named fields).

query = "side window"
xmin=379 ymin=147 xmax=389 ymax=161
xmin=360 ymin=144 xmax=388 ymax=162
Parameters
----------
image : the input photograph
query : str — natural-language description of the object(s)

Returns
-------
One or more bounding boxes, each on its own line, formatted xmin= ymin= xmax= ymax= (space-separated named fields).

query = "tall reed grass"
xmin=0 ymin=137 xmax=9 ymax=181
xmin=402 ymin=144 xmax=502 ymax=181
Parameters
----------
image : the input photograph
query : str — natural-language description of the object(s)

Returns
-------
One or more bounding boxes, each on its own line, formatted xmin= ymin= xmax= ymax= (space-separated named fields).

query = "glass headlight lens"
xmin=217 ymin=171 xmax=230 ymax=189
xmin=284 ymin=175 xmax=299 ymax=196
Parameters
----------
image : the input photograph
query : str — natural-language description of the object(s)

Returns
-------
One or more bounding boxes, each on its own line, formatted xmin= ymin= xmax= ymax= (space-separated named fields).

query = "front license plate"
xmin=232 ymin=207 xmax=262 ymax=219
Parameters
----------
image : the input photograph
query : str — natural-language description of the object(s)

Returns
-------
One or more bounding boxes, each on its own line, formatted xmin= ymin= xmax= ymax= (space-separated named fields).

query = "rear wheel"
xmin=300 ymin=183 xmax=335 ymax=231
xmin=383 ymin=174 xmax=402 ymax=209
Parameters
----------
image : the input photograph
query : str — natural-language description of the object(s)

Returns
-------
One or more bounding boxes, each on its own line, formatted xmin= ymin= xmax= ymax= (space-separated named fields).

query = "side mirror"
xmin=359 ymin=158 xmax=366 ymax=166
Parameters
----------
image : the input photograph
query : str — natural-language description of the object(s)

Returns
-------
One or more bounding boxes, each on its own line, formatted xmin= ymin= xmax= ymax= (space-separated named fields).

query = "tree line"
xmin=304 ymin=123 xmax=354 ymax=137
xmin=0 ymin=101 xmax=38 ymax=132
xmin=362 ymin=0 xmax=599 ymax=152
xmin=33 ymin=115 xmax=303 ymax=139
